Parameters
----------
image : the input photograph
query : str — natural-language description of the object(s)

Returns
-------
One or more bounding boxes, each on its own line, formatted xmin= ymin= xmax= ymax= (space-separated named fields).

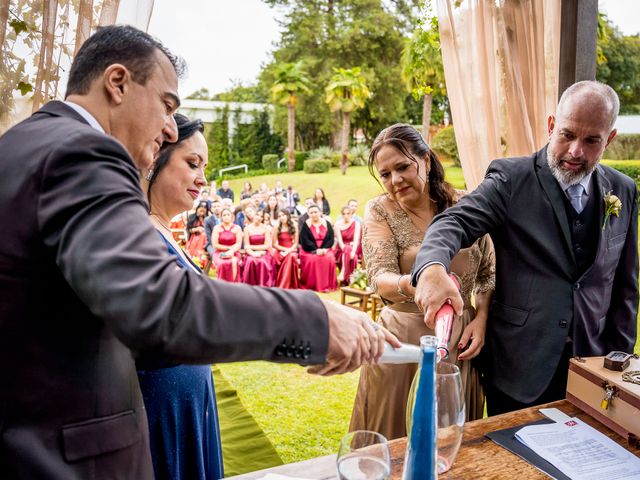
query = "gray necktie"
xmin=566 ymin=184 xmax=585 ymax=214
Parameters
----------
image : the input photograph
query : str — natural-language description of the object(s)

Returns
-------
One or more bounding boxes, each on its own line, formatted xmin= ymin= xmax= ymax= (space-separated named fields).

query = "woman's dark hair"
xmin=314 ymin=188 xmax=326 ymax=200
xmin=66 ymin=25 xmax=185 ymax=96
xmin=277 ymin=210 xmax=296 ymax=236
xmin=147 ymin=113 xmax=205 ymax=211
xmin=186 ymin=201 xmax=209 ymax=231
xmin=368 ymin=123 xmax=455 ymax=214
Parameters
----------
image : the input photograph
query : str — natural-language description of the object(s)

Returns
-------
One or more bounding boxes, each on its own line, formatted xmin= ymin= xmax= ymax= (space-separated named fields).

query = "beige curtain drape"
xmin=0 ymin=0 xmax=155 ymax=132
xmin=436 ymin=0 xmax=560 ymax=190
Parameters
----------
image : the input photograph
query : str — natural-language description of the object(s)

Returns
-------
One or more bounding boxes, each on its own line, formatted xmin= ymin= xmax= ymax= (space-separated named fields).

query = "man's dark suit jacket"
xmin=0 ymin=102 xmax=329 ymax=478
xmin=413 ymin=147 xmax=638 ymax=403
xmin=204 ymin=214 xmax=218 ymax=251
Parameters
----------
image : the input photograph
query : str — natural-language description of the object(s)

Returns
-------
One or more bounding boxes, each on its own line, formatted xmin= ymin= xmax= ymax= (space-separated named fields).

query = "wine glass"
xmin=435 ymin=362 xmax=465 ymax=473
xmin=337 ymin=430 xmax=391 ymax=480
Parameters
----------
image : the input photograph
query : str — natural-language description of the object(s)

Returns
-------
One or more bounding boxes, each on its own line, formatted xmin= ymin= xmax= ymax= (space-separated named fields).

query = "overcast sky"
xmin=147 ymin=0 xmax=640 ymax=100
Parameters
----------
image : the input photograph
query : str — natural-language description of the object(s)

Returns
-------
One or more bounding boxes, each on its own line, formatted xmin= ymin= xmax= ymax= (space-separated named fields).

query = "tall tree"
xmin=596 ymin=14 xmax=640 ymax=114
xmin=325 ymin=67 xmax=372 ymax=174
xmin=401 ymin=21 xmax=446 ymax=139
xmin=270 ymin=61 xmax=312 ymax=171
xmin=261 ymin=0 xmax=418 ymax=149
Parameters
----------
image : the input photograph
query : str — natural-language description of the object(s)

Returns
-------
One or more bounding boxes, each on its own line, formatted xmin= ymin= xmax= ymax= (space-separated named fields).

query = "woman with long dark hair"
xmin=272 ymin=209 xmax=300 ymax=289
xmin=242 ymin=209 xmax=275 ymax=286
xmin=349 ymin=123 xmax=495 ymax=440
xmin=210 ymin=207 xmax=243 ymax=282
xmin=313 ymin=187 xmax=331 ymax=216
xmin=185 ymin=201 xmax=209 ymax=259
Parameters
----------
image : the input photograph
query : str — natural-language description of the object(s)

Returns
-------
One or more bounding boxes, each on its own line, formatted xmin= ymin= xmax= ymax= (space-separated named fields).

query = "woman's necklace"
xmin=150 ymin=213 xmax=172 ymax=234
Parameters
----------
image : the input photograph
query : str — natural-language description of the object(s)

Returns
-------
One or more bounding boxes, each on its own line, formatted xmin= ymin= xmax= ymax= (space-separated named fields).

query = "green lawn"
xmin=216 ymin=163 xmax=640 ymax=468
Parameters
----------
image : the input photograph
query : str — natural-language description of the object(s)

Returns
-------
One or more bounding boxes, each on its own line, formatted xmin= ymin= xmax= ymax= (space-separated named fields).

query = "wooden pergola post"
xmin=558 ymin=0 xmax=599 ymax=99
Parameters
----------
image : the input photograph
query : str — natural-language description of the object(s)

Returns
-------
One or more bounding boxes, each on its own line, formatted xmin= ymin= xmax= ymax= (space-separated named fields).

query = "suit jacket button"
xmin=559 ymin=319 xmax=568 ymax=328
xmin=304 ymin=345 xmax=312 ymax=359
xmin=275 ymin=340 xmax=287 ymax=356
xmin=286 ymin=344 xmax=296 ymax=357
xmin=574 ymin=282 xmax=581 ymax=290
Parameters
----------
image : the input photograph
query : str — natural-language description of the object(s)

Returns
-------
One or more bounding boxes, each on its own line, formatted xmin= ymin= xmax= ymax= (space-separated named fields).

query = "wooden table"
xmin=340 ymin=286 xmax=384 ymax=321
xmin=227 ymin=399 xmax=640 ymax=479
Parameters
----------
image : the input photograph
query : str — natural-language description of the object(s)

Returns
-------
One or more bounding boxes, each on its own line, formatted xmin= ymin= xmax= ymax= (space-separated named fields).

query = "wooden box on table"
xmin=566 ymin=356 xmax=640 ymax=442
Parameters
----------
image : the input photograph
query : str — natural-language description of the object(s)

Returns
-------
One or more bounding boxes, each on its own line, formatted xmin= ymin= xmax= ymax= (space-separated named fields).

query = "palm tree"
xmin=325 ymin=67 xmax=371 ymax=175
xmin=270 ymin=61 xmax=312 ymax=172
xmin=401 ymin=25 xmax=446 ymax=140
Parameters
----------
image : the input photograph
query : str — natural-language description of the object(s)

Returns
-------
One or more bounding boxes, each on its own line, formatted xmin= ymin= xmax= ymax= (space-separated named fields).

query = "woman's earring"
xmin=146 ymin=169 xmax=154 ymax=181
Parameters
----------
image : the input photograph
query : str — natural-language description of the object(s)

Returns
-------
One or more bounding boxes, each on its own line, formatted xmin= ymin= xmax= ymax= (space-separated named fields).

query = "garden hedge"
xmin=303 ymin=159 xmax=331 ymax=174
xmin=261 ymin=154 xmax=280 ymax=172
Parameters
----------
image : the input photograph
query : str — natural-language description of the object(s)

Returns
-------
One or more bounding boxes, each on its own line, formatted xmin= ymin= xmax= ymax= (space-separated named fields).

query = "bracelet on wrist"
xmin=396 ymin=274 xmax=413 ymax=300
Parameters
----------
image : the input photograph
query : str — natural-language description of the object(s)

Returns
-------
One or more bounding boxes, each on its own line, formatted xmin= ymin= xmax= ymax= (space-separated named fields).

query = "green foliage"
xmin=596 ymin=14 xmax=640 ymax=113
xmin=303 ymin=159 xmax=331 ymax=174
xmin=294 ymin=151 xmax=310 ymax=171
xmin=349 ymin=268 xmax=369 ymax=290
xmin=308 ymin=146 xmax=336 ymax=162
xmin=401 ymin=25 xmax=445 ymax=101
xmin=604 ymin=134 xmax=640 ymax=160
xmin=602 ymin=160 xmax=640 ymax=194
xmin=206 ymin=105 xmax=231 ymax=177
xmin=349 ymin=144 xmax=371 ymax=166
xmin=214 ymin=81 xmax=268 ymax=103
xmin=260 ymin=0 xmax=414 ymax=148
xmin=325 ymin=67 xmax=372 ymax=114
xmin=187 ymin=87 xmax=213 ymax=100
xmin=270 ymin=61 xmax=312 ymax=107
xmin=262 ymin=154 xmax=280 ymax=171
xmin=431 ymin=126 xmax=460 ymax=167
xmin=230 ymin=110 xmax=283 ymax=169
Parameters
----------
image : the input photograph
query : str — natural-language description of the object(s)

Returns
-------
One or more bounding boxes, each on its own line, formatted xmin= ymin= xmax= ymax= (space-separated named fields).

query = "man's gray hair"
xmin=557 ymin=80 xmax=620 ymax=130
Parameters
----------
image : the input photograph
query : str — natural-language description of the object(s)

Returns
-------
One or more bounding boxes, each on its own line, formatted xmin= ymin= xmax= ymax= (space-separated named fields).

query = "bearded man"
xmin=412 ymin=80 xmax=638 ymax=415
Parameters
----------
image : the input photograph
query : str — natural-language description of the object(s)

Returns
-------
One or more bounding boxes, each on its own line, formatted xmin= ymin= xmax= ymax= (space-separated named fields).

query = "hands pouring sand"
xmin=308 ymin=300 xmax=401 ymax=376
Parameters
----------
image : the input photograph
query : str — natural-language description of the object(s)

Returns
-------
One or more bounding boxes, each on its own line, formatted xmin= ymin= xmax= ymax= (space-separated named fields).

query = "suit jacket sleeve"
xmin=36 ymin=132 xmax=329 ymax=365
xmin=411 ymin=159 xmax=513 ymax=284
xmin=205 ymin=217 xmax=215 ymax=248
xmin=604 ymin=184 xmax=639 ymax=353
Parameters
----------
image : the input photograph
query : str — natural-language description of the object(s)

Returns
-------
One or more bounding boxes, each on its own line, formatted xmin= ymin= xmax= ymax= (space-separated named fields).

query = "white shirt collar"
xmin=559 ymin=171 xmax=593 ymax=196
xmin=63 ymin=101 xmax=105 ymax=133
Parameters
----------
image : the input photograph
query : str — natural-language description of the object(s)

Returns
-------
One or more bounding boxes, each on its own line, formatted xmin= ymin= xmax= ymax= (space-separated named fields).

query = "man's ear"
xmin=103 ymin=64 xmax=130 ymax=105
xmin=547 ymin=115 xmax=555 ymax=138
xmin=605 ymin=128 xmax=617 ymax=148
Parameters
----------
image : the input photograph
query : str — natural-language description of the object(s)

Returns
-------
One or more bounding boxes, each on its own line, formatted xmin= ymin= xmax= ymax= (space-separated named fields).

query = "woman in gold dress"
xmin=349 ymin=124 xmax=495 ymax=440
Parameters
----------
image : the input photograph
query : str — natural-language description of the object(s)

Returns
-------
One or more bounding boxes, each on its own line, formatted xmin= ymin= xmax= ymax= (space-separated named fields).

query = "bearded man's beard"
xmin=547 ymin=144 xmax=598 ymax=185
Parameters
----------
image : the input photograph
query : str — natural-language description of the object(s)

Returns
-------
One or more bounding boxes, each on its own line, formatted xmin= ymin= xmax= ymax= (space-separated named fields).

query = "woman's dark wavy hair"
xmin=147 ymin=113 xmax=204 ymax=212
xmin=187 ymin=201 xmax=210 ymax=231
xmin=277 ymin=209 xmax=296 ymax=236
xmin=368 ymin=123 xmax=455 ymax=214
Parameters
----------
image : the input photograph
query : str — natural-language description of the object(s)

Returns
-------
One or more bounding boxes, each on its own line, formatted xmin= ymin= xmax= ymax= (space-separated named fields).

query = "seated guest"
xmin=283 ymin=185 xmax=300 ymax=213
xmin=262 ymin=210 xmax=275 ymax=233
xmin=314 ymin=187 xmax=331 ymax=215
xmin=140 ymin=113 xmax=223 ymax=479
xmin=240 ymin=181 xmax=253 ymax=200
xmin=217 ymin=179 xmax=235 ymax=202
xmin=243 ymin=210 xmax=275 ymax=286
xmin=273 ymin=210 xmax=300 ymax=289
xmin=335 ymin=205 xmax=361 ymax=285
xmin=348 ymin=199 xmax=363 ymax=224
xmin=235 ymin=202 xmax=255 ymax=230
xmin=209 ymin=207 xmax=243 ymax=282
xmin=265 ymin=195 xmax=281 ymax=227
xmin=185 ymin=201 xmax=209 ymax=259
xmin=297 ymin=197 xmax=316 ymax=232
xmin=204 ymin=210 xmax=218 ymax=254
xmin=299 ymin=204 xmax=337 ymax=292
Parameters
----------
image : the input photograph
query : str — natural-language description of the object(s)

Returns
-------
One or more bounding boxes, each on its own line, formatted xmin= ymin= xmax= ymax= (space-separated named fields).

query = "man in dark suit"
xmin=412 ymin=81 xmax=638 ymax=415
xmin=204 ymin=212 xmax=219 ymax=259
xmin=0 ymin=26 xmax=397 ymax=478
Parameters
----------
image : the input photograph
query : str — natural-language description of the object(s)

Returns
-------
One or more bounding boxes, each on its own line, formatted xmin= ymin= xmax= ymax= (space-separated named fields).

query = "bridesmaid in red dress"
xmin=299 ymin=204 xmax=337 ymax=292
xmin=210 ymin=207 xmax=243 ymax=282
xmin=272 ymin=210 xmax=300 ymax=289
xmin=242 ymin=210 xmax=275 ymax=286
xmin=185 ymin=202 xmax=209 ymax=259
xmin=335 ymin=205 xmax=362 ymax=285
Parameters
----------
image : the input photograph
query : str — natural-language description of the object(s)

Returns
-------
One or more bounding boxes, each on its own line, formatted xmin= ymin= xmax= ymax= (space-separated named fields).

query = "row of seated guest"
xmin=203 ymin=204 xmax=361 ymax=292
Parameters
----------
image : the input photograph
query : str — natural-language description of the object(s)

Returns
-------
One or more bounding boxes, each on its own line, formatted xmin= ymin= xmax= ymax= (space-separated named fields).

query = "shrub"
xmin=349 ymin=144 xmax=370 ymax=166
xmin=604 ymin=134 xmax=640 ymax=160
xmin=431 ymin=126 xmax=460 ymax=167
xmin=603 ymin=161 xmax=640 ymax=194
xmin=294 ymin=151 xmax=310 ymax=171
xmin=330 ymin=153 xmax=342 ymax=168
xmin=308 ymin=146 xmax=335 ymax=161
xmin=303 ymin=159 xmax=331 ymax=174
xmin=261 ymin=154 xmax=280 ymax=172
